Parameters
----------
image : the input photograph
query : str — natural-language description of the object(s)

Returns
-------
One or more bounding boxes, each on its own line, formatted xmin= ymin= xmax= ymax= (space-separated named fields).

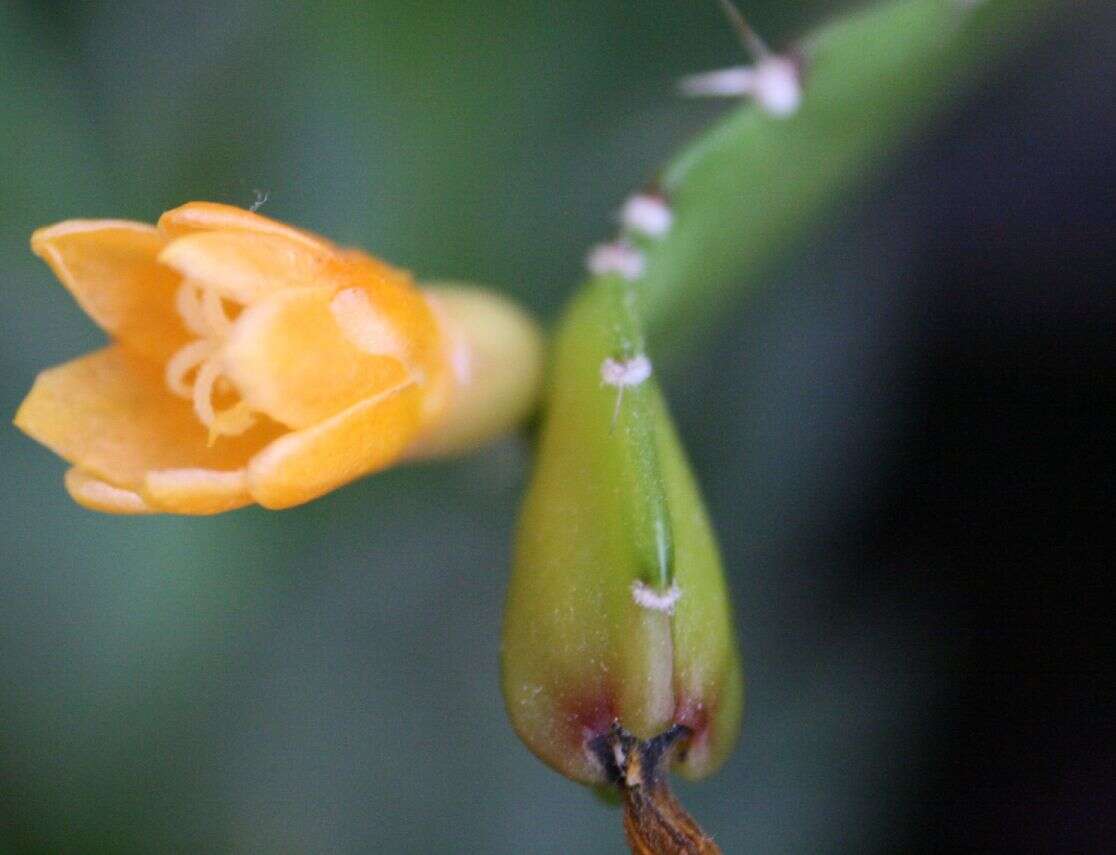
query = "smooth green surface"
xmin=503 ymin=280 xmax=742 ymax=782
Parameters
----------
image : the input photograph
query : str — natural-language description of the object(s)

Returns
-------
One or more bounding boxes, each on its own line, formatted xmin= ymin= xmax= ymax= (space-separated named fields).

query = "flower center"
xmin=166 ymin=280 xmax=257 ymax=444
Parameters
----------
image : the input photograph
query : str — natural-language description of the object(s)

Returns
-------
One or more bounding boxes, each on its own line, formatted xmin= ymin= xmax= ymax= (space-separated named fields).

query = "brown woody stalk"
xmin=591 ymin=725 xmax=722 ymax=855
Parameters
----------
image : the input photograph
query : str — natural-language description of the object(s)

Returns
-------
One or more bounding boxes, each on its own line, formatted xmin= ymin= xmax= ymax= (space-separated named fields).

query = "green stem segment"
xmin=503 ymin=278 xmax=742 ymax=784
xmin=638 ymin=0 xmax=1051 ymax=350
xmin=502 ymin=0 xmax=1051 ymax=826
xmin=597 ymin=278 xmax=674 ymax=592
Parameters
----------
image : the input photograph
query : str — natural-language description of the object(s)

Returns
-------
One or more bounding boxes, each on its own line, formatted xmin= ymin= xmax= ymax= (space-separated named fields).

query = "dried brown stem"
xmin=590 ymin=724 xmax=722 ymax=855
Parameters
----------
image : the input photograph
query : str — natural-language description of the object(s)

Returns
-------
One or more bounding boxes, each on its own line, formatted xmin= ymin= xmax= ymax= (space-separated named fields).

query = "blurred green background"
xmin=2 ymin=1 xmax=1112 ymax=853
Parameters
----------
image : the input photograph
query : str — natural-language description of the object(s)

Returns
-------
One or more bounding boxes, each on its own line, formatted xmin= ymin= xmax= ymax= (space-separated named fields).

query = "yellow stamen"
xmin=192 ymin=358 xmax=222 ymax=430
xmin=191 ymin=357 xmax=256 ymax=445
xmin=201 ymin=285 xmax=233 ymax=337
xmin=165 ymin=339 xmax=216 ymax=398
xmin=207 ymin=400 xmax=257 ymax=447
xmin=169 ymin=278 xmax=259 ymax=443
xmin=175 ymin=281 xmax=209 ymax=337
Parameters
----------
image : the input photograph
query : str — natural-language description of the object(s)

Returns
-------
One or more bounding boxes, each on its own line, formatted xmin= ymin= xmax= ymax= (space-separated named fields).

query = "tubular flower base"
xmin=14 ymin=203 xmax=542 ymax=514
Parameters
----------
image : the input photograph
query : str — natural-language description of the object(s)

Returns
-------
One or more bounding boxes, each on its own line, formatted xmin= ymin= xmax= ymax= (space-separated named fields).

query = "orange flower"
xmin=14 ymin=202 xmax=542 ymax=514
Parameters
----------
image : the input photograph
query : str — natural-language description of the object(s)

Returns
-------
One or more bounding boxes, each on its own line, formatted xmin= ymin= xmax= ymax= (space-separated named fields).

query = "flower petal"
xmin=340 ymin=254 xmax=444 ymax=370
xmin=65 ymin=467 xmax=155 ymax=514
xmin=14 ymin=345 xmax=282 ymax=496
xmin=157 ymin=202 xmax=332 ymax=254
xmin=336 ymin=256 xmax=450 ymax=426
xmin=158 ymin=230 xmax=332 ymax=305
xmin=31 ymin=220 xmax=189 ymax=362
xmin=223 ymin=286 xmax=412 ymax=429
xmin=247 ymin=380 xmax=422 ymax=509
xmin=143 ymin=468 xmax=252 ymax=515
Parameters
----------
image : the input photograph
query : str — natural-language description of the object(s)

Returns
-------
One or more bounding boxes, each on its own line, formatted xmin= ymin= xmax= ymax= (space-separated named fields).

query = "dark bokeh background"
xmin=1 ymin=1 xmax=1111 ymax=852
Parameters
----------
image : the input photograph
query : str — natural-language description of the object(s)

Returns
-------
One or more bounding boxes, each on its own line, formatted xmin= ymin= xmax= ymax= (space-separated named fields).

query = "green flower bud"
xmin=502 ymin=278 xmax=743 ymax=786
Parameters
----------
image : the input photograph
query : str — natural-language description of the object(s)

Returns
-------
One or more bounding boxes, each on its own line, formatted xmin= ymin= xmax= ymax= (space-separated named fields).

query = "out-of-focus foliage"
xmin=1 ymin=0 xmax=1105 ymax=853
